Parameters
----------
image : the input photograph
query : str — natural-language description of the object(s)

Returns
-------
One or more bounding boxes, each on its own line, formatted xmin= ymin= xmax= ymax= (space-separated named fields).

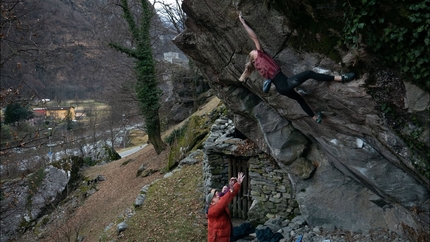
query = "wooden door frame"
xmin=228 ymin=156 xmax=251 ymax=219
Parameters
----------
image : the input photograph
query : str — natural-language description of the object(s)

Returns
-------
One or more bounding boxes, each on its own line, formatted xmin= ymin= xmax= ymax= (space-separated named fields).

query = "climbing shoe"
xmin=263 ymin=79 xmax=272 ymax=93
xmin=341 ymin=72 xmax=356 ymax=83
xmin=315 ymin=111 xmax=322 ymax=123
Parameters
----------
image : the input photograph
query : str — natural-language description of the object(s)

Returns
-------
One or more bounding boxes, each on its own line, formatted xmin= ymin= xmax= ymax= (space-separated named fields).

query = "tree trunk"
xmin=147 ymin=114 xmax=166 ymax=154
xmin=146 ymin=111 xmax=166 ymax=154
xmin=148 ymin=132 xmax=166 ymax=154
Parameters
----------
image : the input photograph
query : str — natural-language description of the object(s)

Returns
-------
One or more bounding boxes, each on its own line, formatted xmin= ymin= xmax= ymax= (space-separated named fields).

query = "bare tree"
xmin=155 ymin=0 xmax=185 ymax=34
xmin=0 ymin=0 xmax=55 ymax=103
xmin=1 ymin=0 xmax=43 ymax=69
xmin=154 ymin=0 xmax=209 ymax=124
xmin=45 ymin=209 xmax=88 ymax=242
xmin=104 ymin=100 xmax=131 ymax=149
xmin=85 ymin=103 xmax=102 ymax=144
xmin=0 ymin=0 xmax=58 ymax=159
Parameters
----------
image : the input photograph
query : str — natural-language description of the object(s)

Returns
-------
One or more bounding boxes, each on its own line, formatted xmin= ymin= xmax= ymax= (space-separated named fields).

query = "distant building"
xmin=46 ymin=106 xmax=75 ymax=120
xmin=32 ymin=106 xmax=75 ymax=121
xmin=33 ymin=108 xmax=47 ymax=116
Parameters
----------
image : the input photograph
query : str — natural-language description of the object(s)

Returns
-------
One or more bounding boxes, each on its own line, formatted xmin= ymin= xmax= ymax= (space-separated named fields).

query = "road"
xmin=118 ymin=144 xmax=148 ymax=158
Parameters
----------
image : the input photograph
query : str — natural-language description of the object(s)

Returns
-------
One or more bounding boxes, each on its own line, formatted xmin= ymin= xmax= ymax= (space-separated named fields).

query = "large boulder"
xmin=0 ymin=166 xmax=69 ymax=242
xmin=174 ymin=0 xmax=429 ymax=235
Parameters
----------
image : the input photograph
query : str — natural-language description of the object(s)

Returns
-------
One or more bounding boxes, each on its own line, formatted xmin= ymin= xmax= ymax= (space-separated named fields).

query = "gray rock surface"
xmin=174 ymin=0 xmax=429 ymax=236
xmin=0 ymin=166 xmax=69 ymax=242
xmin=0 ymin=143 xmax=117 ymax=242
xmin=235 ymin=215 xmax=412 ymax=242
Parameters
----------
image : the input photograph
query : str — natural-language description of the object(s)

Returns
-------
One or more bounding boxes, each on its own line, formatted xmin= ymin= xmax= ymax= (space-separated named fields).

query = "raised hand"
xmin=239 ymin=11 xmax=245 ymax=23
xmin=237 ymin=172 xmax=245 ymax=184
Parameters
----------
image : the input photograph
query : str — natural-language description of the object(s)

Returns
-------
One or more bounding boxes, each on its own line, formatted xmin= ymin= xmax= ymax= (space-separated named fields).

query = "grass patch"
xmin=105 ymin=163 xmax=207 ymax=241
xmin=129 ymin=129 xmax=148 ymax=146
xmin=166 ymin=115 xmax=210 ymax=170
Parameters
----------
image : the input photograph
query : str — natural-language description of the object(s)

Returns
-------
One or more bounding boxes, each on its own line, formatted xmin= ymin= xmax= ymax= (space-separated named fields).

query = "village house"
xmin=31 ymin=106 xmax=76 ymax=123
xmin=46 ymin=106 xmax=75 ymax=120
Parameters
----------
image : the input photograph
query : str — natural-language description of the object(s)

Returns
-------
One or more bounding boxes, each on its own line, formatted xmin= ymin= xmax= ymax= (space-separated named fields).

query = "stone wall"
xmin=248 ymin=158 xmax=300 ymax=221
xmin=203 ymin=117 xmax=299 ymax=223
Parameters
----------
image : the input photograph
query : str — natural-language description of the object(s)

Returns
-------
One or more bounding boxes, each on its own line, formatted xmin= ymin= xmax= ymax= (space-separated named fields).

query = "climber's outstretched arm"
xmin=239 ymin=12 xmax=261 ymax=51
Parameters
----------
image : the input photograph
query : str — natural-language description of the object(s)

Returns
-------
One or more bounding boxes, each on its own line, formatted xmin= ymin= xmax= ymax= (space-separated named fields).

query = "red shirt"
xmin=252 ymin=50 xmax=281 ymax=79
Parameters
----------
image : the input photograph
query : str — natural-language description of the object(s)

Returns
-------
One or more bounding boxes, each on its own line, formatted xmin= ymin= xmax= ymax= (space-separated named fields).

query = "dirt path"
xmin=36 ymin=146 xmax=166 ymax=242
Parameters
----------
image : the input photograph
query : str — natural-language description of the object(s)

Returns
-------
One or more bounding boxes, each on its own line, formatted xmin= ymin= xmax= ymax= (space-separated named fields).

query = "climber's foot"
xmin=315 ymin=111 xmax=322 ymax=124
xmin=341 ymin=72 xmax=356 ymax=83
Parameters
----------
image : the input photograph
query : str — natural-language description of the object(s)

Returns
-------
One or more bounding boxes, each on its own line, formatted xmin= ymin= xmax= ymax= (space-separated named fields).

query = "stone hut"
xmin=203 ymin=117 xmax=299 ymax=223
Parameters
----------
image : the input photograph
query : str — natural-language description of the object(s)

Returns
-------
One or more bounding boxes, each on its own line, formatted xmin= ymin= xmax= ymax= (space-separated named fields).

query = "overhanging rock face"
xmin=174 ymin=0 xmax=429 ymax=234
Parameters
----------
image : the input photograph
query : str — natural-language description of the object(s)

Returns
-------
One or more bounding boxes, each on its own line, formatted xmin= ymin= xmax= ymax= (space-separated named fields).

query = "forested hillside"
xmin=1 ymin=0 xmax=186 ymax=101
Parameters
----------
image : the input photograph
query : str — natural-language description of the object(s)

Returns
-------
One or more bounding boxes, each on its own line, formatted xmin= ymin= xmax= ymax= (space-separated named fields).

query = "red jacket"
xmin=207 ymin=182 xmax=241 ymax=242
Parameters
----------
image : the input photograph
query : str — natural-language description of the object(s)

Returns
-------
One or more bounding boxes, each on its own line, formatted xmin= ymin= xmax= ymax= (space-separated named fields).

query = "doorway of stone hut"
xmin=228 ymin=156 xmax=251 ymax=221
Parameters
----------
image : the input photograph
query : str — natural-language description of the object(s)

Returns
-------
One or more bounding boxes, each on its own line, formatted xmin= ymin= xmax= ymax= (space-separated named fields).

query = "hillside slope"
xmin=16 ymin=97 xmax=221 ymax=241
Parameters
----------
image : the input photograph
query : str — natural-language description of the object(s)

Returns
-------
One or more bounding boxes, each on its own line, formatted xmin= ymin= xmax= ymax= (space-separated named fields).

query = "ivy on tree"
xmin=109 ymin=0 xmax=166 ymax=154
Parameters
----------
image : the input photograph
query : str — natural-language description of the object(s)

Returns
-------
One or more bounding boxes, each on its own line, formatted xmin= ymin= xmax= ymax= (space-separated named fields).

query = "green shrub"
xmin=343 ymin=0 xmax=430 ymax=90
xmin=84 ymin=157 xmax=94 ymax=166
xmin=0 ymin=125 xmax=12 ymax=140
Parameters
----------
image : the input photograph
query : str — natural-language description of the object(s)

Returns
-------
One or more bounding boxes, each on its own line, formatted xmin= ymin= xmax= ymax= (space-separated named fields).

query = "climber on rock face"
xmin=238 ymin=12 xmax=356 ymax=123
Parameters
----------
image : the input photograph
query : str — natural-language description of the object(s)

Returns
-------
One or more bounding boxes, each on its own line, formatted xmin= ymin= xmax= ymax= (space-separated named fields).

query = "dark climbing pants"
xmin=272 ymin=70 xmax=335 ymax=117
